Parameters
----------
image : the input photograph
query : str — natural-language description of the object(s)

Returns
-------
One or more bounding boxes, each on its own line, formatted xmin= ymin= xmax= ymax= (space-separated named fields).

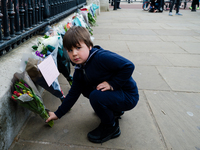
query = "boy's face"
xmin=67 ymin=41 xmax=92 ymax=65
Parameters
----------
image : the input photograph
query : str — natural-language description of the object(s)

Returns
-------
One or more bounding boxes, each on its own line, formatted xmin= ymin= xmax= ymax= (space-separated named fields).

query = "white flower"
xmin=42 ymin=36 xmax=59 ymax=48
xmin=37 ymin=44 xmax=44 ymax=52
xmin=37 ymin=37 xmax=45 ymax=44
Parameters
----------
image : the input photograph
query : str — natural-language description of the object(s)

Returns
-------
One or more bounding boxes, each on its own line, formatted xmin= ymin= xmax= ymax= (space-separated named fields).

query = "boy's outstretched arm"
xmin=46 ymin=112 xmax=58 ymax=122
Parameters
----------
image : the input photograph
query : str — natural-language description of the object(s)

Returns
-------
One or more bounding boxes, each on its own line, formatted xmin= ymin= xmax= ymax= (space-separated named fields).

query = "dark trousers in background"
xmin=191 ymin=0 xmax=199 ymax=10
xmin=169 ymin=0 xmax=180 ymax=13
xmin=111 ymin=0 xmax=121 ymax=8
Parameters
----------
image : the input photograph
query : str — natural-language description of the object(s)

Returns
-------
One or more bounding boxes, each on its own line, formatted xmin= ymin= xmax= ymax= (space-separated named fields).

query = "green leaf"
xmin=32 ymin=45 xmax=38 ymax=50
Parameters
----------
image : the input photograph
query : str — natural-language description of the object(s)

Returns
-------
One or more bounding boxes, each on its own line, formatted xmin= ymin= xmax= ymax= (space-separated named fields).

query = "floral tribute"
xmin=11 ymin=78 xmax=54 ymax=127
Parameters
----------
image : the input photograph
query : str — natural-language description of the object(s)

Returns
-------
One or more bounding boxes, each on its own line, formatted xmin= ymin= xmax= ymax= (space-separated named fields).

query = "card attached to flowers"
xmin=38 ymin=55 xmax=60 ymax=87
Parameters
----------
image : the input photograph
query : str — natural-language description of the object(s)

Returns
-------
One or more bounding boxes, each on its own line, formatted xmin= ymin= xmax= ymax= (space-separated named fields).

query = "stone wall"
xmin=0 ymin=36 xmax=44 ymax=150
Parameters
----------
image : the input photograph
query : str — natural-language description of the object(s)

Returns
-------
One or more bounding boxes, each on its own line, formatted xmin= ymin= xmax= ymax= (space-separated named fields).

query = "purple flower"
xmin=24 ymin=83 xmax=29 ymax=88
xmin=35 ymin=51 xmax=44 ymax=58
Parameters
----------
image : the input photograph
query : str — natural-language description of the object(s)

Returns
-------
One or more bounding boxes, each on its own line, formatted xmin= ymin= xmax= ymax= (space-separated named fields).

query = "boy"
xmin=46 ymin=26 xmax=139 ymax=143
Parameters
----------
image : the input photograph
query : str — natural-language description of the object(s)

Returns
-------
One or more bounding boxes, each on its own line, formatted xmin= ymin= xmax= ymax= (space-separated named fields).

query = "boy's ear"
xmin=89 ymin=46 xmax=92 ymax=50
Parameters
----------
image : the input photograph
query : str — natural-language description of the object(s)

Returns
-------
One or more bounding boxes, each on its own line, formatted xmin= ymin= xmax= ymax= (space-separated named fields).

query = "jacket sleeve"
xmin=55 ymin=70 xmax=82 ymax=118
xmin=98 ymin=51 xmax=135 ymax=90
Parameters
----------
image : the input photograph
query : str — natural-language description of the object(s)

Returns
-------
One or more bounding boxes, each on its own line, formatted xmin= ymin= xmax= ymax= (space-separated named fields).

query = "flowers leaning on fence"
xmin=11 ymin=79 xmax=54 ymax=127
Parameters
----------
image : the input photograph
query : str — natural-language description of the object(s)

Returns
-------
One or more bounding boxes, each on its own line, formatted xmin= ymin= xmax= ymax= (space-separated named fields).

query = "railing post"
xmin=19 ymin=0 xmax=25 ymax=32
xmin=60 ymin=0 xmax=64 ymax=12
xmin=57 ymin=0 xmax=60 ymax=13
xmin=35 ymin=0 xmax=39 ymax=25
xmin=50 ymin=0 xmax=54 ymax=17
xmin=32 ymin=0 xmax=36 ymax=27
xmin=2 ymin=0 xmax=11 ymax=40
xmin=54 ymin=0 xmax=58 ymax=15
xmin=28 ymin=0 xmax=33 ymax=28
xmin=128 ymin=0 xmax=130 ymax=3
xmin=8 ymin=0 xmax=16 ymax=37
xmin=44 ymin=0 xmax=50 ymax=21
xmin=24 ymin=0 xmax=30 ymax=30
xmin=0 ymin=8 xmax=3 ymax=43
xmin=66 ymin=0 xmax=68 ymax=10
xmin=41 ymin=0 xmax=44 ymax=21
xmin=38 ymin=0 xmax=42 ymax=23
xmin=14 ymin=0 xmax=21 ymax=35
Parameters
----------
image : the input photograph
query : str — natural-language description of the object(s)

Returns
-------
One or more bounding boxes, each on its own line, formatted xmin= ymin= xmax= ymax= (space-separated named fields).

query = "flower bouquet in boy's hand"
xmin=11 ymin=72 xmax=54 ymax=127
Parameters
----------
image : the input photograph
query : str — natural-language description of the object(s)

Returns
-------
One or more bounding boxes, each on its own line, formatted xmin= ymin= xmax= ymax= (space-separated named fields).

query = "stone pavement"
xmin=10 ymin=6 xmax=200 ymax=150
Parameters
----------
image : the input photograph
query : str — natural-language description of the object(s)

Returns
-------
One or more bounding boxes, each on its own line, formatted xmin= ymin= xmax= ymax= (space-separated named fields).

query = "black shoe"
xmin=117 ymin=7 xmax=121 ymax=9
xmin=191 ymin=9 xmax=196 ymax=12
xmin=113 ymin=111 xmax=124 ymax=119
xmin=87 ymin=119 xmax=121 ymax=143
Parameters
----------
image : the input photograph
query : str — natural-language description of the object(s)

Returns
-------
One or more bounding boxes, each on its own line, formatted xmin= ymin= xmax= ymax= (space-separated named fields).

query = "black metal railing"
xmin=0 ymin=0 xmax=86 ymax=57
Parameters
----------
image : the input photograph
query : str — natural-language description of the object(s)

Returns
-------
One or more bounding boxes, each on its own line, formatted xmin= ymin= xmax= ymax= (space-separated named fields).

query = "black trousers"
xmin=170 ymin=0 xmax=180 ymax=13
xmin=191 ymin=0 xmax=199 ymax=10
xmin=111 ymin=0 xmax=120 ymax=8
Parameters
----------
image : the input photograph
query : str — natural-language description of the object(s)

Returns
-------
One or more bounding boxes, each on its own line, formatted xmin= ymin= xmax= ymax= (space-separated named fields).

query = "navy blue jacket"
xmin=55 ymin=46 xmax=139 ymax=118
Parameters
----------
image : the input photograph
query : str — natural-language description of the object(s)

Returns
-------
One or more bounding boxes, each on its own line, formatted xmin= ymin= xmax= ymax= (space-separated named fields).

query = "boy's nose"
xmin=73 ymin=50 xmax=78 ymax=55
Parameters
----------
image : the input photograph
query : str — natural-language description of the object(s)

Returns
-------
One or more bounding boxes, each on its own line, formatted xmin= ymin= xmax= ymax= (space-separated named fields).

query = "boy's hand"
xmin=97 ymin=81 xmax=113 ymax=91
xmin=46 ymin=112 xmax=58 ymax=123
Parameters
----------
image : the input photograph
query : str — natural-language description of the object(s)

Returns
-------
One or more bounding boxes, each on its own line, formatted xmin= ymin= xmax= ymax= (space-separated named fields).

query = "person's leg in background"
xmin=111 ymin=0 xmax=114 ymax=6
xmin=117 ymin=0 xmax=121 ymax=9
xmin=169 ymin=0 xmax=175 ymax=15
xmin=191 ymin=0 xmax=198 ymax=11
xmin=175 ymin=0 xmax=182 ymax=15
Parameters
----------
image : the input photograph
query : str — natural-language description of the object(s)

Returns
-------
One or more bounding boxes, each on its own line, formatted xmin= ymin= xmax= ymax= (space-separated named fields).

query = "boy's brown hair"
xmin=63 ymin=26 xmax=93 ymax=51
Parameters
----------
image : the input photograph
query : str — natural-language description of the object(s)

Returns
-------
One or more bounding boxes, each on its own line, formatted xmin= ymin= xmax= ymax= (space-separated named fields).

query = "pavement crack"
xmin=143 ymin=90 xmax=168 ymax=150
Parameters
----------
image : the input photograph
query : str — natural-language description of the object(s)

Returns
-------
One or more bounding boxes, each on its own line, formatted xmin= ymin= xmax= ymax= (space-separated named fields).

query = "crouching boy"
xmin=46 ymin=26 xmax=139 ymax=143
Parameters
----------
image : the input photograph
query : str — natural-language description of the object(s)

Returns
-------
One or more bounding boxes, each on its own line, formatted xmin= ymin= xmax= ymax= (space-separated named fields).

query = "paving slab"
xmin=157 ymin=67 xmax=200 ymax=92
xmin=110 ymin=35 xmax=162 ymax=41
xmin=126 ymin=41 xmax=186 ymax=53
xmin=153 ymin=29 xmax=200 ymax=36
xmin=175 ymin=42 xmax=200 ymax=54
xmin=121 ymin=29 xmax=157 ymax=35
xmin=158 ymin=35 xmax=200 ymax=42
xmin=133 ymin=66 xmax=171 ymax=91
xmin=116 ymin=52 xmax=173 ymax=66
xmin=163 ymin=54 xmax=200 ymax=67
xmin=93 ymin=40 xmax=130 ymax=52
xmin=144 ymin=90 xmax=200 ymax=150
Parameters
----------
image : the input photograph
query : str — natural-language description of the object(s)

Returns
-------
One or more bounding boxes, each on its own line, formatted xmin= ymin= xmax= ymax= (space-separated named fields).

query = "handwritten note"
xmin=38 ymin=55 xmax=60 ymax=87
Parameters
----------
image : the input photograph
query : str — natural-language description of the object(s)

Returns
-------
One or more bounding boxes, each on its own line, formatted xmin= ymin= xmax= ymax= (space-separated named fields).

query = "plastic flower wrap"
xmin=55 ymin=25 xmax=66 ymax=37
xmin=11 ymin=72 xmax=54 ymax=127
xmin=28 ymin=37 xmax=67 ymax=101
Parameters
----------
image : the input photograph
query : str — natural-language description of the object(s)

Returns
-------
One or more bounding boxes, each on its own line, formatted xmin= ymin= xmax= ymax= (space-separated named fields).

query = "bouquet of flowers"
xmin=11 ymin=72 xmax=54 ymax=127
xmin=30 ymin=36 xmax=67 ymax=102
xmin=64 ymin=22 xmax=73 ymax=32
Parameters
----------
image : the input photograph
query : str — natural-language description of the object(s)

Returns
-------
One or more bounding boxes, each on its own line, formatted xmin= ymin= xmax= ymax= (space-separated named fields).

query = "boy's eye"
xmin=76 ymin=47 xmax=81 ymax=50
xmin=67 ymin=49 xmax=72 ymax=52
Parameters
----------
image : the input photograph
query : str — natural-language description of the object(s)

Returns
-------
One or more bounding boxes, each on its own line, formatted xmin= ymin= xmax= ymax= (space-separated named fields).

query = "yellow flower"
xmin=28 ymin=94 xmax=33 ymax=97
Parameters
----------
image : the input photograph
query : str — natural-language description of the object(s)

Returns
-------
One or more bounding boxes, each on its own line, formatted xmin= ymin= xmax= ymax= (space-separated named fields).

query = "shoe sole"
xmin=111 ymin=128 xmax=121 ymax=139
xmin=88 ymin=127 xmax=121 ymax=143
